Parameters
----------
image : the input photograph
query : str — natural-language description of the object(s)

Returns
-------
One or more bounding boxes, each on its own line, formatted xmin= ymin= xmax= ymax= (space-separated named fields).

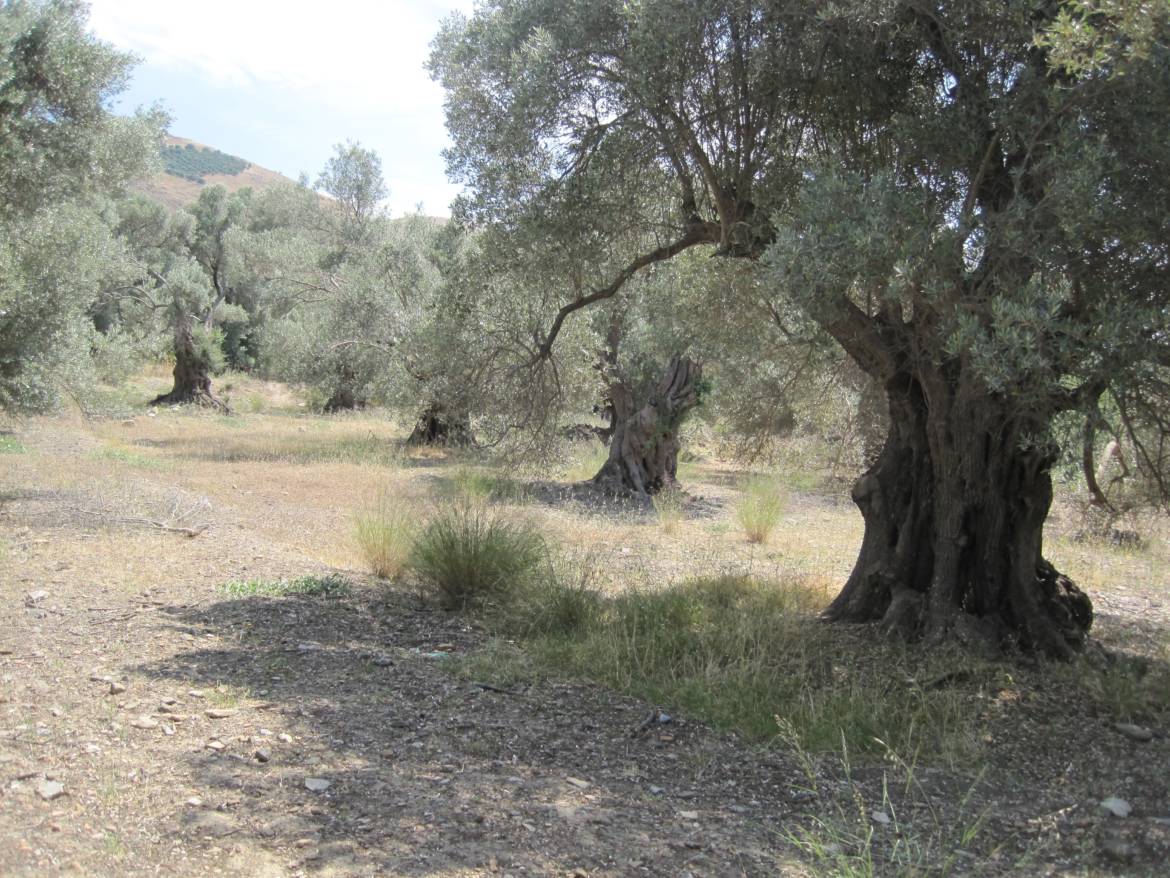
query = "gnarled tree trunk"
xmin=823 ymin=373 xmax=1092 ymax=659
xmin=591 ymin=355 xmax=702 ymax=496
xmin=151 ymin=318 xmax=227 ymax=410
xmin=323 ymin=364 xmax=366 ymax=413
xmin=406 ymin=404 xmax=475 ymax=447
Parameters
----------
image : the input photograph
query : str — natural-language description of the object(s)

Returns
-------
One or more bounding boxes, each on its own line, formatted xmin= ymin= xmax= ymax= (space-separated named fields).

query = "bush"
xmin=410 ymin=502 xmax=546 ymax=610
xmin=736 ymin=476 xmax=787 ymax=543
xmin=353 ymin=488 xmax=417 ymax=579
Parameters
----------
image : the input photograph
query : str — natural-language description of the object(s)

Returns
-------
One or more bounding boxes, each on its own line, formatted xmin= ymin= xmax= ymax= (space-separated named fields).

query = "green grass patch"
xmin=0 ymin=434 xmax=26 ymax=454
xmin=88 ymin=445 xmax=167 ymax=469
xmin=220 ymin=573 xmax=351 ymax=598
xmin=469 ymin=572 xmax=990 ymax=760
xmin=560 ymin=440 xmax=609 ymax=482
xmin=409 ymin=501 xmax=546 ymax=610
xmin=442 ymin=466 xmax=530 ymax=503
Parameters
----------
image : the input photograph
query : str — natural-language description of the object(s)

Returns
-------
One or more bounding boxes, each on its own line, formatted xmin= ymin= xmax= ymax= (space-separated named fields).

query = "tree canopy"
xmin=432 ymin=0 xmax=1170 ymax=656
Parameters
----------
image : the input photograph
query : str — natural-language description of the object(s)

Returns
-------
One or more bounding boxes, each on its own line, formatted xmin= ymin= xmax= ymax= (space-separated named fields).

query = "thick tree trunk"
xmin=823 ymin=374 xmax=1093 ymax=659
xmin=591 ymin=355 xmax=702 ymax=496
xmin=323 ymin=365 xmax=366 ymax=413
xmin=406 ymin=404 xmax=475 ymax=447
xmin=151 ymin=318 xmax=227 ymax=410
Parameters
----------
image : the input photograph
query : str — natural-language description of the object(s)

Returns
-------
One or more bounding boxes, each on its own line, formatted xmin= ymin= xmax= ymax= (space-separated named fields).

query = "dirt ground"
xmin=2 ymin=390 xmax=1169 ymax=877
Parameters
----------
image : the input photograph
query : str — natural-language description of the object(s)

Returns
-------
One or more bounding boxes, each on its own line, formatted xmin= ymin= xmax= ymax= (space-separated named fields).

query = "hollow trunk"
xmin=406 ymin=404 xmax=474 ymax=447
xmin=823 ymin=374 xmax=1092 ymax=659
xmin=591 ymin=355 xmax=702 ymax=496
xmin=151 ymin=318 xmax=227 ymax=410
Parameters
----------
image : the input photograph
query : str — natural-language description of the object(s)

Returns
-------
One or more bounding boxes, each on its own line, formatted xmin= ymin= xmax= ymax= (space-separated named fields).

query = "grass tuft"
xmin=736 ymin=476 xmax=787 ymax=543
xmin=444 ymin=466 xmax=529 ymax=503
xmin=409 ymin=501 xmax=546 ymax=610
xmin=220 ymin=573 xmax=351 ymax=598
xmin=353 ymin=487 xmax=418 ymax=579
xmin=652 ymin=486 xmax=685 ymax=533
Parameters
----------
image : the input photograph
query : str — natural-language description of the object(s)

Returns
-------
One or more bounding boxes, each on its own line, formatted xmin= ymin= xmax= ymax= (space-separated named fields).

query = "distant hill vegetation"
xmin=132 ymin=135 xmax=296 ymax=210
xmin=162 ymin=143 xmax=250 ymax=183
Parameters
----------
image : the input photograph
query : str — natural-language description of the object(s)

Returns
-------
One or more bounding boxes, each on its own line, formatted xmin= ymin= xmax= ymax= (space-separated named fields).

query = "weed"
xmin=220 ymin=574 xmax=351 ymax=598
xmin=353 ymin=487 xmax=417 ymax=579
xmin=409 ymin=501 xmax=546 ymax=610
xmin=736 ymin=477 xmax=787 ymax=543
xmin=652 ymin=486 xmax=685 ymax=534
xmin=778 ymin=720 xmax=989 ymax=876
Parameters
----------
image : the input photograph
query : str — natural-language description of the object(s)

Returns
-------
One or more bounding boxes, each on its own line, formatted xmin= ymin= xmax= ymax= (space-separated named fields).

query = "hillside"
xmin=132 ymin=135 xmax=296 ymax=210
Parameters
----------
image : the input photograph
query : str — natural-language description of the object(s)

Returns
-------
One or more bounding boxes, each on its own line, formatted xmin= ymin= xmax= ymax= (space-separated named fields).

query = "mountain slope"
xmin=132 ymin=135 xmax=297 ymax=210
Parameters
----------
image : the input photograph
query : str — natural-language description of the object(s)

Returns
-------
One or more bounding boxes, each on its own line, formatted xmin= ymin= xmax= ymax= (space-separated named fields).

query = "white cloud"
xmin=86 ymin=0 xmax=476 ymax=216
xmin=87 ymin=1 xmax=472 ymax=113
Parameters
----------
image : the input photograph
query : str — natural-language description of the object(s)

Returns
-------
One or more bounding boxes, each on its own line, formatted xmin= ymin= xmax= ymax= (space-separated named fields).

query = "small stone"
xmin=565 ymin=777 xmax=590 ymax=789
xmin=187 ymin=690 xmax=205 ymax=699
xmin=1101 ymin=797 xmax=1132 ymax=818
xmin=679 ymin=810 xmax=700 ymax=821
xmin=204 ymin=708 xmax=238 ymax=719
xmin=129 ymin=716 xmax=158 ymax=730
xmin=304 ymin=778 xmax=331 ymax=792
xmin=36 ymin=780 xmax=65 ymax=801
xmin=278 ymin=733 xmax=293 ymax=743
xmin=206 ymin=740 xmax=226 ymax=751
xmin=24 ymin=590 xmax=48 ymax=606
xmin=1114 ymin=723 xmax=1154 ymax=743
xmin=254 ymin=749 xmax=271 ymax=763
xmin=372 ymin=654 xmax=394 ymax=667
xmin=649 ymin=786 xmax=664 ymax=795
xmin=258 ymin=728 xmax=272 ymax=736
xmin=108 ymin=682 xmax=126 ymax=695
xmin=871 ymin=810 xmax=892 ymax=825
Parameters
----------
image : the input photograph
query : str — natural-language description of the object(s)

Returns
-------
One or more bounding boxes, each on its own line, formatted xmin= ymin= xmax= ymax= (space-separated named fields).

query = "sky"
xmin=87 ymin=0 xmax=476 ymax=217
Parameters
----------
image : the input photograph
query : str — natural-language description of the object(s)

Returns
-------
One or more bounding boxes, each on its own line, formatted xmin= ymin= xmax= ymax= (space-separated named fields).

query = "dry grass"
xmin=353 ymin=485 xmax=417 ymax=579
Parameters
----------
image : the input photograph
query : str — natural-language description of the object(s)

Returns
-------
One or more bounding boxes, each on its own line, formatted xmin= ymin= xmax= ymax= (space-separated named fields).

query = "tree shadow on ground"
xmin=133 ymin=586 xmax=806 ymax=876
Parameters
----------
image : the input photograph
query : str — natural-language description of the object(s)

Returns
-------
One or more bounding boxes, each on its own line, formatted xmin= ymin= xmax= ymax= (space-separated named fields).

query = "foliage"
xmin=0 ymin=0 xmax=164 ymax=222
xmin=736 ymin=477 xmax=788 ymax=543
xmin=161 ymin=144 xmax=249 ymax=183
xmin=409 ymin=501 xmax=546 ymax=610
xmin=0 ymin=434 xmax=25 ymax=454
xmin=353 ymin=487 xmax=417 ymax=579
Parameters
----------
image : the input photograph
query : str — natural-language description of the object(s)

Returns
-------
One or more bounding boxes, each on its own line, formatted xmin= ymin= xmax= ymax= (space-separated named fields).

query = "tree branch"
xmin=534 ymin=225 xmax=719 ymax=362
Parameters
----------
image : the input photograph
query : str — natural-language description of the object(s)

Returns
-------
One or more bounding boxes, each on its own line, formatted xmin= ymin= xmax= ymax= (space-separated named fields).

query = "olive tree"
xmin=431 ymin=0 xmax=1170 ymax=657
xmin=0 ymin=0 xmax=164 ymax=413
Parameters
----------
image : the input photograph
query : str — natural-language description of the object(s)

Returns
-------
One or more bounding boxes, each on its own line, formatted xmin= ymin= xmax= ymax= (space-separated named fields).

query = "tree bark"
xmin=151 ymin=318 xmax=227 ymax=410
xmin=323 ymin=364 xmax=366 ymax=413
xmin=406 ymin=404 xmax=475 ymax=447
xmin=590 ymin=355 xmax=702 ymax=496
xmin=823 ymin=373 xmax=1093 ymax=659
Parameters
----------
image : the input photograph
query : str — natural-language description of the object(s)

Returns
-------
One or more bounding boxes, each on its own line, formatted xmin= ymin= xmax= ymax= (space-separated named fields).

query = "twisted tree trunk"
xmin=151 ymin=317 xmax=227 ymax=410
xmin=406 ymin=404 xmax=475 ymax=447
xmin=823 ymin=373 xmax=1092 ymax=659
xmin=323 ymin=364 xmax=366 ymax=413
xmin=591 ymin=355 xmax=702 ymax=496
